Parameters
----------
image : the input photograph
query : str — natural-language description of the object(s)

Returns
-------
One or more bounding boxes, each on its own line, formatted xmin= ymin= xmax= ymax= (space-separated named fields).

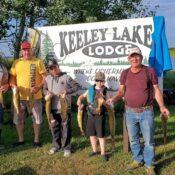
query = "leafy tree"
xmin=0 ymin=0 xmax=158 ymax=58
xmin=0 ymin=1 xmax=12 ymax=39
xmin=45 ymin=0 xmax=158 ymax=25
xmin=0 ymin=0 xmax=50 ymax=58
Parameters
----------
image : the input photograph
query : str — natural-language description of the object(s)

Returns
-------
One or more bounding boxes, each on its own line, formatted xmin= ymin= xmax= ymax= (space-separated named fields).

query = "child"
xmin=77 ymin=71 xmax=109 ymax=161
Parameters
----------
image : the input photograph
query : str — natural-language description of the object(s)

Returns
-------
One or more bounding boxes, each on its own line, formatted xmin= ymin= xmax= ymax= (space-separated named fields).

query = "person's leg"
xmin=125 ymin=110 xmax=143 ymax=164
xmin=16 ymin=123 xmax=25 ymax=142
xmin=31 ymin=100 xmax=43 ymax=146
xmin=95 ymin=113 xmax=109 ymax=161
xmin=61 ymin=113 xmax=71 ymax=150
xmin=140 ymin=109 xmax=155 ymax=168
xmin=86 ymin=114 xmax=97 ymax=155
xmin=33 ymin=123 xmax=40 ymax=143
xmin=50 ymin=111 xmax=62 ymax=150
xmin=98 ymin=137 xmax=105 ymax=155
xmin=12 ymin=101 xmax=26 ymax=147
xmin=90 ymin=136 xmax=97 ymax=153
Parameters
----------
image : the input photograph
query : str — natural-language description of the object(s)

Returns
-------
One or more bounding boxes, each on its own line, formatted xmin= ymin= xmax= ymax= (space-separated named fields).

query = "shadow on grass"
xmin=3 ymin=166 xmax=37 ymax=175
xmin=1 ymin=115 xmax=52 ymax=155
xmin=155 ymin=148 xmax=175 ymax=174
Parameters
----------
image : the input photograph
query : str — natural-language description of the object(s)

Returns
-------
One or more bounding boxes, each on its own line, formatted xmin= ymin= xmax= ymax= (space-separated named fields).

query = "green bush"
xmin=164 ymin=70 xmax=175 ymax=89
xmin=0 ymin=57 xmax=14 ymax=70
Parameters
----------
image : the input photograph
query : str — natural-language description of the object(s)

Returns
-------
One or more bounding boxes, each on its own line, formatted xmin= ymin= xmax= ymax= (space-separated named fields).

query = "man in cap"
xmin=107 ymin=48 xmax=169 ymax=174
xmin=77 ymin=71 xmax=110 ymax=161
xmin=43 ymin=59 xmax=80 ymax=157
xmin=9 ymin=41 xmax=47 ymax=148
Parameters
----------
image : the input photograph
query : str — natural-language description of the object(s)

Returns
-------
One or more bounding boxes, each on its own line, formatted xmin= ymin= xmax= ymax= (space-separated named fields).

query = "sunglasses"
xmin=95 ymin=80 xmax=104 ymax=82
xmin=49 ymin=65 xmax=58 ymax=70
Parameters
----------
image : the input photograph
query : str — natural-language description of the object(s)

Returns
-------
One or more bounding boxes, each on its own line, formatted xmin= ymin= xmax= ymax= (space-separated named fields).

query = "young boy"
xmin=43 ymin=59 xmax=80 ymax=157
xmin=77 ymin=71 xmax=109 ymax=161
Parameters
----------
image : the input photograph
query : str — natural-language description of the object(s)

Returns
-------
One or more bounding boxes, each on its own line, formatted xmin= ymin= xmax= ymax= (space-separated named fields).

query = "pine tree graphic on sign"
xmin=40 ymin=32 xmax=54 ymax=60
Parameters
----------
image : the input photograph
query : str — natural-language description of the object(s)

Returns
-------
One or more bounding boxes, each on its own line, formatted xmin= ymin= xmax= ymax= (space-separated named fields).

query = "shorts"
xmin=86 ymin=113 xmax=106 ymax=138
xmin=0 ymin=104 xmax=4 ymax=124
xmin=13 ymin=99 xmax=43 ymax=125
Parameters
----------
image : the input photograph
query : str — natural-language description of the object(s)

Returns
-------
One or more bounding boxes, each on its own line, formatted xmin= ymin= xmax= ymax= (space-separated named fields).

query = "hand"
xmin=0 ymin=84 xmax=9 ymax=93
xmin=77 ymin=99 xmax=81 ymax=107
xmin=46 ymin=91 xmax=53 ymax=96
xmin=106 ymin=98 xmax=113 ymax=106
xmin=160 ymin=106 xmax=170 ymax=119
xmin=31 ymin=86 xmax=40 ymax=94
xmin=60 ymin=90 xmax=67 ymax=98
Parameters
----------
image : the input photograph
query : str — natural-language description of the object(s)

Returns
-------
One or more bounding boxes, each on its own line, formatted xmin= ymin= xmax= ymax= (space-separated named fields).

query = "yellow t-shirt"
xmin=10 ymin=58 xmax=46 ymax=100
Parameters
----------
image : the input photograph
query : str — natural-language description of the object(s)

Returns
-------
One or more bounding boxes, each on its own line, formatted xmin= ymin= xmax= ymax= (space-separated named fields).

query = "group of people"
xmin=0 ymin=41 xmax=170 ymax=175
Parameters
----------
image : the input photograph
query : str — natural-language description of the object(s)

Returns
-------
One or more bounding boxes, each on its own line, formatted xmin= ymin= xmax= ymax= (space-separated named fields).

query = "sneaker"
xmin=64 ymin=150 xmax=71 ymax=157
xmin=48 ymin=147 xmax=60 ymax=155
xmin=102 ymin=154 xmax=109 ymax=162
xmin=33 ymin=142 xmax=42 ymax=148
xmin=127 ymin=160 xmax=144 ymax=170
xmin=12 ymin=141 xmax=25 ymax=148
xmin=145 ymin=166 xmax=156 ymax=175
xmin=89 ymin=151 xmax=98 ymax=157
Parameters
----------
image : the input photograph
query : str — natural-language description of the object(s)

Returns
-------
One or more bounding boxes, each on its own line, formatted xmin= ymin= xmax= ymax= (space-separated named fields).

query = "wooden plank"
xmin=123 ymin=114 xmax=130 ymax=152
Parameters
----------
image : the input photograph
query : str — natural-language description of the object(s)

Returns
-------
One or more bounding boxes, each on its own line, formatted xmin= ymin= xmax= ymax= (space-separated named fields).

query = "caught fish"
xmin=106 ymin=105 xmax=115 ymax=148
xmin=77 ymin=104 xmax=85 ymax=136
xmin=45 ymin=94 xmax=52 ymax=127
xmin=160 ymin=114 xmax=169 ymax=144
xmin=95 ymin=93 xmax=104 ymax=115
xmin=0 ymin=92 xmax=4 ymax=108
xmin=12 ymin=87 xmax=20 ymax=115
xmin=59 ymin=94 xmax=68 ymax=122
xmin=28 ymin=92 xmax=34 ymax=114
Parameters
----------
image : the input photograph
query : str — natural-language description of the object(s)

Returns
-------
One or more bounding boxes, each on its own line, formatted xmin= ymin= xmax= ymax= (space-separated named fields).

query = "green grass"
xmin=170 ymin=48 xmax=175 ymax=58
xmin=1 ymin=106 xmax=175 ymax=175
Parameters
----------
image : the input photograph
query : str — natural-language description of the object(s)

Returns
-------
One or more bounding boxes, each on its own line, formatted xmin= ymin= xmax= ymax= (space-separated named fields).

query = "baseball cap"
xmin=21 ymin=41 xmax=31 ymax=50
xmin=128 ymin=47 xmax=142 ymax=57
xmin=47 ymin=59 xmax=58 ymax=68
xmin=95 ymin=72 xmax=105 ymax=81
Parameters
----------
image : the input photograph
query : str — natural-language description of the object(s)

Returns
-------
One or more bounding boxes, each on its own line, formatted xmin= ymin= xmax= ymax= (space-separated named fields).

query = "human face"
xmin=95 ymin=79 xmax=105 ymax=88
xmin=22 ymin=48 xmax=32 ymax=60
xmin=128 ymin=53 xmax=143 ymax=68
xmin=49 ymin=65 xmax=61 ymax=76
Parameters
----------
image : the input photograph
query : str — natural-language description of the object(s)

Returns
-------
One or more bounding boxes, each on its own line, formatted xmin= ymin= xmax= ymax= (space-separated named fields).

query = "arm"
xmin=9 ymin=74 xmax=17 ymax=88
xmin=154 ymin=84 xmax=170 ymax=117
xmin=66 ymin=76 xmax=81 ymax=94
xmin=106 ymin=85 xmax=125 ymax=105
xmin=77 ymin=91 xmax=88 ymax=107
xmin=0 ymin=83 xmax=9 ymax=93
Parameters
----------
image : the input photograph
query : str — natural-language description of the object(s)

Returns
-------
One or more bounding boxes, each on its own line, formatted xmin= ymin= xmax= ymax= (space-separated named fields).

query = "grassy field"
xmin=0 ymin=106 xmax=175 ymax=175
xmin=170 ymin=48 xmax=175 ymax=58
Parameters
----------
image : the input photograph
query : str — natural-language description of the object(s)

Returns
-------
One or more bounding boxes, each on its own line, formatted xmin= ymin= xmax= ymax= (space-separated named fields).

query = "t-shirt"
xmin=10 ymin=58 xmax=46 ymax=100
xmin=120 ymin=65 xmax=158 ymax=108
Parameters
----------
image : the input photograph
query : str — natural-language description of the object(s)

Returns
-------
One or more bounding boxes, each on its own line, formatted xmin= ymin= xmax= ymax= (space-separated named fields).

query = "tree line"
xmin=0 ymin=0 xmax=158 ymax=59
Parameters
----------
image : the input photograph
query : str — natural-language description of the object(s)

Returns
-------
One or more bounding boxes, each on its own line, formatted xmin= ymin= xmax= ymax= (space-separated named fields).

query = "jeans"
xmin=125 ymin=108 xmax=155 ymax=167
xmin=51 ymin=110 xmax=71 ymax=151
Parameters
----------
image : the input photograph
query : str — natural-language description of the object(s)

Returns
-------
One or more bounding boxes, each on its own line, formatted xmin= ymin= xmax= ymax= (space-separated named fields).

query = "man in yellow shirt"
xmin=10 ymin=41 xmax=47 ymax=147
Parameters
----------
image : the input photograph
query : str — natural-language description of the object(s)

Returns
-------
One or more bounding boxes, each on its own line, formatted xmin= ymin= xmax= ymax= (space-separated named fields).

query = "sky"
xmin=143 ymin=0 xmax=175 ymax=47
xmin=0 ymin=0 xmax=175 ymax=57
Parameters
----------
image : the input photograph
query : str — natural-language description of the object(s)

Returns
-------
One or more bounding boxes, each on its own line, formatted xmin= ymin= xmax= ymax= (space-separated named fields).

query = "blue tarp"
xmin=149 ymin=16 xmax=172 ymax=77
